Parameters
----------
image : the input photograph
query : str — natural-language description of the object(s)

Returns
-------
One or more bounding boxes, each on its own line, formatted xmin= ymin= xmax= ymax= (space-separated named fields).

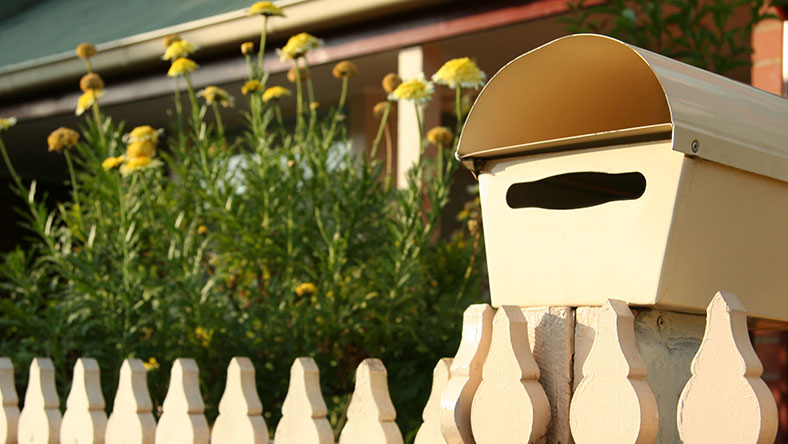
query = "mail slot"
xmin=456 ymin=34 xmax=788 ymax=323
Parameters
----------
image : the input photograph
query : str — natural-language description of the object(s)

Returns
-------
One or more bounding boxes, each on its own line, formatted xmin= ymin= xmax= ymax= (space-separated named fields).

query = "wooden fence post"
xmin=274 ymin=357 xmax=333 ymax=444
xmin=441 ymin=304 xmax=493 ymax=444
xmin=61 ymin=358 xmax=107 ymax=443
xmin=105 ymin=359 xmax=155 ymax=444
xmin=212 ymin=357 xmax=268 ymax=443
xmin=677 ymin=291 xmax=778 ymax=444
xmin=414 ymin=358 xmax=452 ymax=444
xmin=155 ymin=358 xmax=209 ymax=444
xmin=18 ymin=357 xmax=61 ymax=444
xmin=338 ymin=358 xmax=403 ymax=444
xmin=471 ymin=305 xmax=551 ymax=443
xmin=0 ymin=358 xmax=18 ymax=444
xmin=570 ymin=299 xmax=658 ymax=444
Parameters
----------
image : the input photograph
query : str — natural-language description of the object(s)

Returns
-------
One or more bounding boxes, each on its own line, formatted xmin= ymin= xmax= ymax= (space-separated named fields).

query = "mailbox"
xmin=457 ymin=34 xmax=788 ymax=323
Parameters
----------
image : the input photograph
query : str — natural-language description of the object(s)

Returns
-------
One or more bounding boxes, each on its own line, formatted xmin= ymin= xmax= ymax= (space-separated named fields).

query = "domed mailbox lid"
xmin=458 ymin=34 xmax=788 ymax=325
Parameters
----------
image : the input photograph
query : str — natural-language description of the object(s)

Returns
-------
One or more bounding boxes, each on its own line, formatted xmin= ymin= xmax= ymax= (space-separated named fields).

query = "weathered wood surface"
xmin=274 ymin=357 xmax=333 ymax=444
xmin=471 ymin=305 xmax=550 ymax=444
xmin=677 ymin=291 xmax=777 ymax=444
xmin=441 ymin=304 xmax=493 ymax=444
xmin=570 ymin=300 xmax=658 ymax=444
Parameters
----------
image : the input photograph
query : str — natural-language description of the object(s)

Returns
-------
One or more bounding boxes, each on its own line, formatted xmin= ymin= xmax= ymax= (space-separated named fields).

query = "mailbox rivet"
xmin=691 ymin=140 xmax=700 ymax=153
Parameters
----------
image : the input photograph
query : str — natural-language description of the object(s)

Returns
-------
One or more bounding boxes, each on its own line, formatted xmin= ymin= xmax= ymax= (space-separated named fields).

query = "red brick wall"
xmin=751 ymin=10 xmax=784 ymax=95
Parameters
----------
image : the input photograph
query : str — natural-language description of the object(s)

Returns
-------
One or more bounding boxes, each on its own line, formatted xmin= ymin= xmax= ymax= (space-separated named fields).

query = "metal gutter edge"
xmin=0 ymin=0 xmax=450 ymax=97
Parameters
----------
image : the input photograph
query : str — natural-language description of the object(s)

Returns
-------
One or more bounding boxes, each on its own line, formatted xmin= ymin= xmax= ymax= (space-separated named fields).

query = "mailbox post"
xmin=454 ymin=34 xmax=788 ymax=443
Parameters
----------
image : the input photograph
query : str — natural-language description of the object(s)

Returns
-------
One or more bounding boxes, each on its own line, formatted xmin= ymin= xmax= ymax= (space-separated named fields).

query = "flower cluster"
xmin=0 ymin=117 xmax=16 ymax=132
xmin=279 ymin=32 xmax=323 ymax=61
xmin=388 ymin=75 xmax=434 ymax=104
xmin=103 ymin=125 xmax=163 ymax=175
xmin=262 ymin=86 xmax=291 ymax=103
xmin=168 ymin=57 xmax=198 ymax=77
xmin=47 ymin=127 xmax=80 ymax=153
xmin=248 ymin=1 xmax=284 ymax=17
xmin=332 ymin=61 xmax=358 ymax=79
xmin=163 ymin=40 xmax=198 ymax=61
xmin=242 ymin=79 xmax=263 ymax=95
xmin=431 ymin=57 xmax=486 ymax=89
xmin=197 ymin=86 xmax=234 ymax=107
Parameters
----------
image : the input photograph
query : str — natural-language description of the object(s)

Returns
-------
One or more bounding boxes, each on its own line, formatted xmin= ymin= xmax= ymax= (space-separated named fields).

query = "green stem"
xmin=323 ymin=76 xmax=349 ymax=149
xmin=85 ymin=59 xmax=93 ymax=74
xmin=63 ymin=150 xmax=82 ymax=222
xmin=294 ymin=63 xmax=305 ymax=138
xmin=211 ymin=102 xmax=225 ymax=139
xmin=274 ymin=103 xmax=286 ymax=140
xmin=245 ymin=55 xmax=255 ymax=80
xmin=455 ymin=85 xmax=463 ymax=138
xmin=91 ymin=101 xmax=106 ymax=150
xmin=174 ymin=76 xmax=184 ymax=132
xmin=0 ymin=138 xmax=22 ymax=189
xmin=370 ymin=102 xmax=391 ymax=160
xmin=437 ymin=142 xmax=444 ymax=182
xmin=183 ymin=75 xmax=201 ymax=131
xmin=258 ymin=15 xmax=269 ymax=79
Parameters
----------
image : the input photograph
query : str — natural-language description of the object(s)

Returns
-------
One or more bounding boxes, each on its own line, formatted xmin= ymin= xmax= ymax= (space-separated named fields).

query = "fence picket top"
xmin=569 ymin=299 xmax=658 ymax=444
xmin=413 ymin=358 xmax=452 ymax=444
xmin=471 ymin=305 xmax=551 ymax=443
xmin=65 ymin=358 xmax=106 ymax=411
xmin=274 ymin=357 xmax=334 ymax=444
xmin=338 ymin=358 xmax=403 ymax=444
xmin=217 ymin=357 xmax=263 ymax=415
xmin=18 ymin=357 xmax=61 ymax=444
xmin=111 ymin=359 xmax=153 ymax=414
xmin=23 ymin=357 xmax=59 ymax=409
xmin=0 ymin=358 xmax=17 ymax=406
xmin=440 ymin=303 xmax=493 ymax=444
xmin=161 ymin=358 xmax=204 ymax=414
xmin=677 ymin=291 xmax=778 ymax=444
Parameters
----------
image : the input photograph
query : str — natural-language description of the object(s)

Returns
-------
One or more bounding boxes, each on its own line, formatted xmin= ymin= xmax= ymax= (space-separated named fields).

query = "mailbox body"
xmin=457 ymin=34 xmax=788 ymax=323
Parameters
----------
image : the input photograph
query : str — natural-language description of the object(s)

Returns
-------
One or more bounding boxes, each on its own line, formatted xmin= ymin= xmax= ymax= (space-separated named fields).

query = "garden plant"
xmin=0 ymin=1 xmax=487 ymax=439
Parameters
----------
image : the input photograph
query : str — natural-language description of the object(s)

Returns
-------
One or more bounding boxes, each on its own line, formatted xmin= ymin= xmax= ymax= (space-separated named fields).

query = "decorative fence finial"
xmin=18 ymin=357 xmax=61 ymax=444
xmin=61 ymin=358 xmax=107 ymax=443
xmin=0 ymin=358 xmax=18 ymax=444
xmin=212 ymin=357 xmax=268 ymax=443
xmin=274 ymin=357 xmax=333 ymax=444
xmin=570 ymin=299 xmax=658 ymax=444
xmin=155 ymin=358 xmax=209 ymax=444
xmin=414 ymin=358 xmax=452 ymax=444
xmin=106 ymin=359 xmax=156 ymax=444
xmin=338 ymin=358 xmax=403 ymax=444
xmin=471 ymin=305 xmax=551 ymax=443
xmin=441 ymin=303 xmax=494 ymax=444
xmin=677 ymin=291 xmax=778 ymax=444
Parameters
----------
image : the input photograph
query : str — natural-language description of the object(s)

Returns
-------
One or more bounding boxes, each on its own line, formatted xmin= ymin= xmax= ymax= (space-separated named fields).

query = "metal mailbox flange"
xmin=457 ymin=34 xmax=788 ymax=324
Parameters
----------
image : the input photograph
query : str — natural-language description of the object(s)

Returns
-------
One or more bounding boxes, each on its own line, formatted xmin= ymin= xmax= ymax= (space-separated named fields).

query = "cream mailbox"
xmin=457 ymin=34 xmax=788 ymax=323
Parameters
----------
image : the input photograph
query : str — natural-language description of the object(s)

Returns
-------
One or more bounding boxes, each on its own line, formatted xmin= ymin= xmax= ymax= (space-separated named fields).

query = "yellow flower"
xmin=80 ymin=73 xmax=104 ymax=92
xmin=262 ymin=86 xmax=291 ymax=103
xmin=162 ymin=34 xmax=181 ymax=48
xmin=75 ymin=89 xmax=103 ymax=116
xmin=119 ymin=156 xmax=155 ymax=175
xmin=332 ymin=61 xmax=358 ymax=79
xmin=102 ymin=155 xmax=125 ymax=170
xmin=126 ymin=141 xmax=156 ymax=159
xmin=381 ymin=73 xmax=402 ymax=94
xmin=431 ymin=57 xmax=486 ymax=89
xmin=125 ymin=125 xmax=161 ymax=144
xmin=295 ymin=282 xmax=317 ymax=297
xmin=47 ymin=127 xmax=80 ymax=153
xmin=309 ymin=101 xmax=320 ymax=111
xmin=388 ymin=75 xmax=434 ymax=104
xmin=279 ymin=32 xmax=323 ymax=61
xmin=0 ymin=117 xmax=17 ymax=132
xmin=197 ymin=225 xmax=208 ymax=235
xmin=142 ymin=357 xmax=159 ymax=371
xmin=168 ymin=57 xmax=198 ymax=77
xmin=194 ymin=326 xmax=214 ymax=347
xmin=427 ymin=126 xmax=454 ymax=146
xmin=241 ymin=41 xmax=255 ymax=55
xmin=287 ymin=66 xmax=310 ymax=83
xmin=163 ymin=40 xmax=197 ymax=61
xmin=197 ymin=86 xmax=234 ymax=107
xmin=241 ymin=79 xmax=263 ymax=95
xmin=75 ymin=43 xmax=97 ymax=59
xmin=373 ymin=101 xmax=388 ymax=119
xmin=248 ymin=1 xmax=285 ymax=16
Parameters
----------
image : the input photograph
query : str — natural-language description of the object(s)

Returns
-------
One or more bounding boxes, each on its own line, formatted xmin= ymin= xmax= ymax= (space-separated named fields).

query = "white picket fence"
xmin=0 ymin=290 xmax=777 ymax=443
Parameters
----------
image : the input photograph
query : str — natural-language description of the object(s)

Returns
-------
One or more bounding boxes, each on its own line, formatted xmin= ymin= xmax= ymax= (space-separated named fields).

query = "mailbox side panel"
xmin=657 ymin=158 xmax=788 ymax=323
xmin=479 ymin=141 xmax=684 ymax=308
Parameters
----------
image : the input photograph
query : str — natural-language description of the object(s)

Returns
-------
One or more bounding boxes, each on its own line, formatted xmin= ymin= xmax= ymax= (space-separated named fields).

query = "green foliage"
xmin=0 ymin=54 xmax=484 ymax=441
xmin=562 ymin=0 xmax=786 ymax=75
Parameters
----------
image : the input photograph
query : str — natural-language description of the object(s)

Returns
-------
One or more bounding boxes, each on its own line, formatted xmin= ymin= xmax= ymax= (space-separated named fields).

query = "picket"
xmin=155 ymin=358 xmax=209 ymax=444
xmin=414 ymin=358 xmax=452 ymax=444
xmin=18 ymin=357 xmax=61 ymax=444
xmin=338 ymin=358 xmax=402 ymax=444
xmin=677 ymin=291 xmax=778 ymax=444
xmin=61 ymin=358 xmax=107 ymax=443
xmin=105 ymin=359 xmax=156 ymax=444
xmin=0 ymin=358 xmax=18 ymax=444
xmin=441 ymin=303 xmax=493 ymax=444
xmin=274 ymin=357 xmax=334 ymax=444
xmin=212 ymin=357 xmax=269 ymax=444
xmin=569 ymin=299 xmax=658 ymax=444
